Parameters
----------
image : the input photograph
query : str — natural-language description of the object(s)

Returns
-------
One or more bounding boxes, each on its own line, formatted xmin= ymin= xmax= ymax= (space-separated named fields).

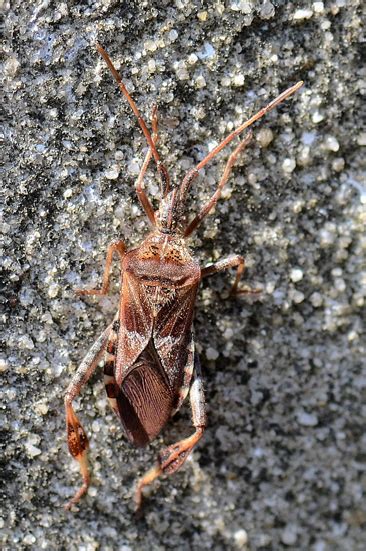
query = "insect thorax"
xmin=122 ymin=232 xmax=200 ymax=289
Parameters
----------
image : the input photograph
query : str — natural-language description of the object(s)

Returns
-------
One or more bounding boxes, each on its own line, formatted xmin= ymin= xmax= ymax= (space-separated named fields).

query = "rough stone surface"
xmin=2 ymin=1 xmax=365 ymax=550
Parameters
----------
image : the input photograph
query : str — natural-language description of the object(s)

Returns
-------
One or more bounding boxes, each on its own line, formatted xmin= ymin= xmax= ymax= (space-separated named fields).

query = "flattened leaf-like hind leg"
xmin=135 ymin=357 xmax=206 ymax=512
xmin=64 ymin=323 xmax=113 ymax=510
xmin=202 ymin=254 xmax=262 ymax=296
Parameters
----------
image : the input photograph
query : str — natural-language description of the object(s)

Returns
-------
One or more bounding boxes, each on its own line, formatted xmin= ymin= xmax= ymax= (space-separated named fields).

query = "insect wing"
xmin=115 ymin=272 xmax=153 ymax=385
xmin=107 ymin=276 xmax=199 ymax=444
xmin=154 ymin=281 xmax=199 ymax=392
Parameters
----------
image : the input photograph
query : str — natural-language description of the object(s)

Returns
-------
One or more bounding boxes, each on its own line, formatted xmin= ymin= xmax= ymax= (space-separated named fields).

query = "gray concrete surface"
xmin=2 ymin=1 xmax=365 ymax=550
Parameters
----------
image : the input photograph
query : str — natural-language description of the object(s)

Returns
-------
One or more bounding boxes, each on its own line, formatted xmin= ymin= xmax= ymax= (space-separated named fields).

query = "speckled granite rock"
xmin=2 ymin=1 xmax=365 ymax=550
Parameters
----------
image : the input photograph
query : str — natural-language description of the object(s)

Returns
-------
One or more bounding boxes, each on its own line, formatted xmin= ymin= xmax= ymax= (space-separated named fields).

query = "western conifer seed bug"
xmin=64 ymin=43 xmax=303 ymax=512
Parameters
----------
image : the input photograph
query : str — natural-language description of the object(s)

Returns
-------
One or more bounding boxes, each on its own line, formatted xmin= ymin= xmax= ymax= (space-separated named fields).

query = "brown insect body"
xmin=107 ymin=230 xmax=200 ymax=447
xmin=63 ymin=43 xmax=303 ymax=511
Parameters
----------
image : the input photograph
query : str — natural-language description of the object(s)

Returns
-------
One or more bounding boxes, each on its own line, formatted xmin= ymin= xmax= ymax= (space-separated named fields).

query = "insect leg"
xmin=75 ymin=240 xmax=126 ymax=296
xmin=134 ymin=357 xmax=206 ymax=511
xmin=201 ymin=254 xmax=261 ymax=296
xmin=135 ymin=105 xmax=159 ymax=225
xmin=184 ymin=131 xmax=253 ymax=237
xmin=64 ymin=322 xmax=113 ymax=510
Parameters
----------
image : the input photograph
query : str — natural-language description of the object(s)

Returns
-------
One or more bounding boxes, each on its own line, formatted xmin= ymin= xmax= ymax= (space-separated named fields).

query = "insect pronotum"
xmin=64 ymin=43 xmax=303 ymax=511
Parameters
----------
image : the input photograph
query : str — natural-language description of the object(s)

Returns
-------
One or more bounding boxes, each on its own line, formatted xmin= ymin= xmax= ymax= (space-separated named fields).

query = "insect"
xmin=64 ymin=43 xmax=303 ymax=511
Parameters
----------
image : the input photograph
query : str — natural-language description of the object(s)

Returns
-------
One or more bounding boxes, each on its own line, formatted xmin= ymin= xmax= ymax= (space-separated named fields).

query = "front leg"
xmin=64 ymin=322 xmax=113 ymax=510
xmin=135 ymin=358 xmax=206 ymax=512
xmin=76 ymin=240 xmax=126 ymax=296
xmin=201 ymin=254 xmax=261 ymax=296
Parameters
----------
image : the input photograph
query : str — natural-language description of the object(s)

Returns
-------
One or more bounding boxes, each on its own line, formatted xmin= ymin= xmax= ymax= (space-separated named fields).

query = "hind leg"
xmin=135 ymin=358 xmax=206 ymax=511
xmin=64 ymin=322 xmax=113 ymax=510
